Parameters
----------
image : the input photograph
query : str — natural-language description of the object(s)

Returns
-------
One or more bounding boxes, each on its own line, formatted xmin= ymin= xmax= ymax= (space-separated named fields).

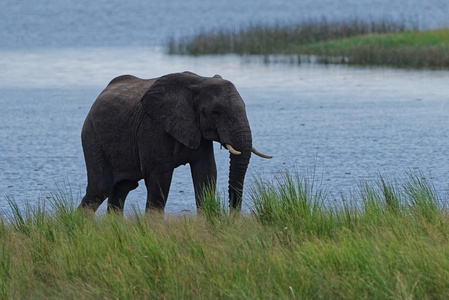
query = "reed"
xmin=168 ymin=18 xmax=449 ymax=69
xmin=168 ymin=18 xmax=410 ymax=55
xmin=1 ymin=171 xmax=449 ymax=299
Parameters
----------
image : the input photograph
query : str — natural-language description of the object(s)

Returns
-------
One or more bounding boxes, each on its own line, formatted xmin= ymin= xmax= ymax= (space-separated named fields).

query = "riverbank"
xmin=1 ymin=172 xmax=449 ymax=299
xmin=168 ymin=19 xmax=449 ymax=69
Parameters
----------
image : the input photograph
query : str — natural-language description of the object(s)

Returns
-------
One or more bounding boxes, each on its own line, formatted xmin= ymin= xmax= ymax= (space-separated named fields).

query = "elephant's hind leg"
xmin=107 ymin=180 xmax=139 ymax=213
xmin=78 ymin=192 xmax=107 ymax=213
xmin=79 ymin=124 xmax=113 ymax=213
xmin=78 ymin=164 xmax=113 ymax=213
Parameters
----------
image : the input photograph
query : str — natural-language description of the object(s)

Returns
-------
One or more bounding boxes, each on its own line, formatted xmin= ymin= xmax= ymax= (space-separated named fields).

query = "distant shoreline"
xmin=168 ymin=18 xmax=449 ymax=69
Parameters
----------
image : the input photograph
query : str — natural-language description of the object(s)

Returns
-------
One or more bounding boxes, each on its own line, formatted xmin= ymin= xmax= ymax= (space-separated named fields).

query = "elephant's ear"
xmin=141 ymin=73 xmax=202 ymax=149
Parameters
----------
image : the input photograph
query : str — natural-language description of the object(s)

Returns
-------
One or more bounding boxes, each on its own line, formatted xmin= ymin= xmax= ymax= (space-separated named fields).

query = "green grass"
xmin=168 ymin=18 xmax=449 ymax=69
xmin=295 ymin=29 xmax=449 ymax=68
xmin=1 ymin=171 xmax=449 ymax=299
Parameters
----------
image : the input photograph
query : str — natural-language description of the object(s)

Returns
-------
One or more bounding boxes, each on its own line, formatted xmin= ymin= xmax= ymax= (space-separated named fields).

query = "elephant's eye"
xmin=211 ymin=110 xmax=221 ymax=117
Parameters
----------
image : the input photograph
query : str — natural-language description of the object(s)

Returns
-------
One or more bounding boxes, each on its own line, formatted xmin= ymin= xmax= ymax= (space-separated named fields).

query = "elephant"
xmin=78 ymin=71 xmax=271 ymax=214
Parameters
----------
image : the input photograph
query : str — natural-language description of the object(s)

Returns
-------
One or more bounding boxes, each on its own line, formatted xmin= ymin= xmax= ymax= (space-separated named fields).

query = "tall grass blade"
xmin=403 ymin=171 xmax=441 ymax=222
xmin=198 ymin=183 xmax=228 ymax=223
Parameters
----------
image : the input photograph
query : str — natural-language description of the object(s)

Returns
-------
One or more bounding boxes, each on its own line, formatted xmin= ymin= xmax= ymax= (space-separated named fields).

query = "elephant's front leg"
xmin=144 ymin=169 xmax=174 ymax=212
xmin=190 ymin=142 xmax=217 ymax=209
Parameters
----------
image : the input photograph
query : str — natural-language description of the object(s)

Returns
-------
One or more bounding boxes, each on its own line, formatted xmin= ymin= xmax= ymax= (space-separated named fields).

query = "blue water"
xmin=1 ymin=1 xmax=449 ymax=214
xmin=1 ymin=0 xmax=448 ymax=51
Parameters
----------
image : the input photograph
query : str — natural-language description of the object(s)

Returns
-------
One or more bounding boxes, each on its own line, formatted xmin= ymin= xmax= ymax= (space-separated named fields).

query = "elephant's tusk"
xmin=252 ymin=147 xmax=273 ymax=159
xmin=226 ymin=144 xmax=241 ymax=155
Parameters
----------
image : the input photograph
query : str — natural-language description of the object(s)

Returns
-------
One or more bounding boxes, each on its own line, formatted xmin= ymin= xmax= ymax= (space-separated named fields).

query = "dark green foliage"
xmin=168 ymin=18 xmax=449 ymax=69
xmin=169 ymin=18 xmax=410 ymax=55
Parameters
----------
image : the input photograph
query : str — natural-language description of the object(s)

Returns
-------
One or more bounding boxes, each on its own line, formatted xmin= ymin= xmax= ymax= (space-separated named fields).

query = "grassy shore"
xmin=168 ymin=19 xmax=449 ymax=69
xmin=1 ymin=172 xmax=449 ymax=299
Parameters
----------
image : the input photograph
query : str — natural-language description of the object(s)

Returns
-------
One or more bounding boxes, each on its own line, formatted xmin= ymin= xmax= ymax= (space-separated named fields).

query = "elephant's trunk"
xmin=228 ymin=150 xmax=251 ymax=210
xmin=227 ymin=127 xmax=252 ymax=210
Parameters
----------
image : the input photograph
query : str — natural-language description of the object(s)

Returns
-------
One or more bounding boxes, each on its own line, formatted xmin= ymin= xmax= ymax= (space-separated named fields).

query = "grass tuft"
xmin=250 ymin=170 xmax=334 ymax=236
xmin=197 ymin=183 xmax=229 ymax=223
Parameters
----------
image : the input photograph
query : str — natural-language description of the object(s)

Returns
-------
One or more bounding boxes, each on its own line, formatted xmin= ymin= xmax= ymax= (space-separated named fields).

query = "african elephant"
xmin=78 ymin=72 xmax=271 ymax=214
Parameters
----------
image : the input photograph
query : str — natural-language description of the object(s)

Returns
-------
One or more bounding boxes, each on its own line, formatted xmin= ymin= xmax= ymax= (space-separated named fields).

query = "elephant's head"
xmin=141 ymin=72 xmax=271 ymax=209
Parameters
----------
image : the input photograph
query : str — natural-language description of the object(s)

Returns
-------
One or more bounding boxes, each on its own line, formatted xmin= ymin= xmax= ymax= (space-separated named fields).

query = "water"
xmin=1 ymin=0 xmax=448 ymax=50
xmin=1 ymin=1 xmax=449 ymax=214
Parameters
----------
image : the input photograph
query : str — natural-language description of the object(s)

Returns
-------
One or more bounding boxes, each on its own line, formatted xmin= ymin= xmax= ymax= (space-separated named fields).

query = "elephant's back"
xmin=89 ymin=75 xmax=155 ymax=118
xmin=84 ymin=75 xmax=156 ymax=151
xmin=102 ymin=75 xmax=156 ymax=104
xmin=107 ymin=74 xmax=155 ymax=89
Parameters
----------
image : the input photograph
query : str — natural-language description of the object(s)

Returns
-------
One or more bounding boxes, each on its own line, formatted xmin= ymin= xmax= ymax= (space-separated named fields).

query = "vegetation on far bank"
xmin=168 ymin=18 xmax=449 ymax=69
xmin=1 ymin=171 xmax=449 ymax=299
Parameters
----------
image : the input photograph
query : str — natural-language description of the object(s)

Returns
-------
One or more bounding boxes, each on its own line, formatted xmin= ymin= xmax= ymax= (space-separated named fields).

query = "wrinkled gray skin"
xmin=78 ymin=72 xmax=260 ymax=214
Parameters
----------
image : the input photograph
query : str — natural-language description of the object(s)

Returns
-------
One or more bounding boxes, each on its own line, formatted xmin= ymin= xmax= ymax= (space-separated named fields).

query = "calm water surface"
xmin=1 ymin=0 xmax=448 ymax=50
xmin=1 ymin=1 xmax=449 ymax=213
